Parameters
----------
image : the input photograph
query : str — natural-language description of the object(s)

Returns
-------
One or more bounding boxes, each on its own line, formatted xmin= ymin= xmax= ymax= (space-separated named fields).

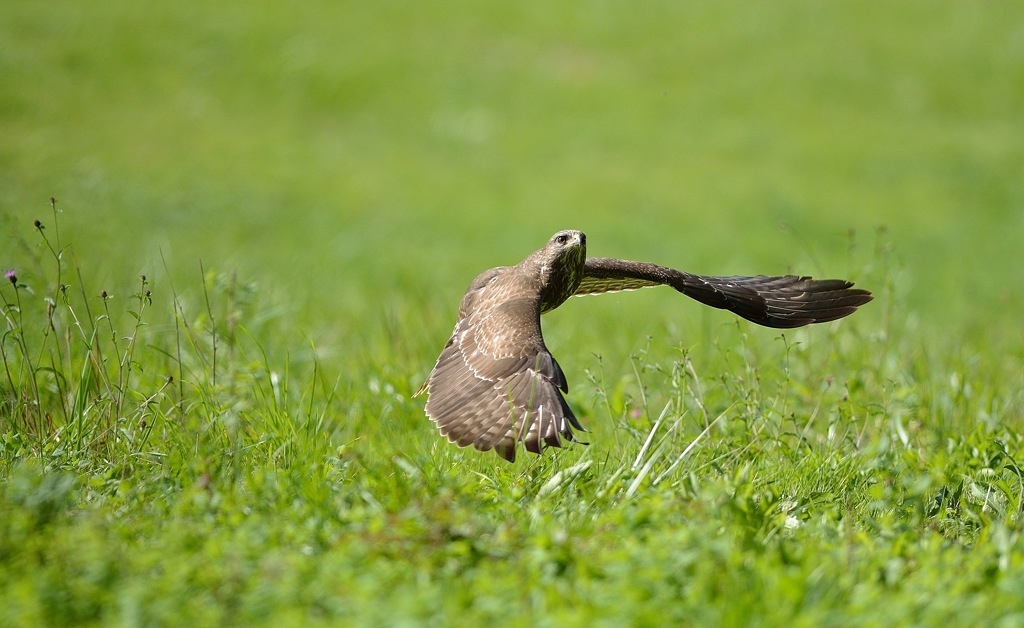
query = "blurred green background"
xmin=2 ymin=0 xmax=1022 ymax=352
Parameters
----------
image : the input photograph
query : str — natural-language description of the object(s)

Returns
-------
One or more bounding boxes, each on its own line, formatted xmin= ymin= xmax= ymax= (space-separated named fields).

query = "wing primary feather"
xmin=579 ymin=257 xmax=872 ymax=328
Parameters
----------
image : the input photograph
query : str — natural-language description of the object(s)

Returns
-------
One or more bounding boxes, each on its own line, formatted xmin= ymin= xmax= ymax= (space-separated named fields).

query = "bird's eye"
xmin=555 ymin=234 xmax=569 ymax=245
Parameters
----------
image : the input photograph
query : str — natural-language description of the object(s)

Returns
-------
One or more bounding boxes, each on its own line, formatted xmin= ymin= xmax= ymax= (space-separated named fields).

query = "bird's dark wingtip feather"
xmin=494 ymin=442 xmax=516 ymax=462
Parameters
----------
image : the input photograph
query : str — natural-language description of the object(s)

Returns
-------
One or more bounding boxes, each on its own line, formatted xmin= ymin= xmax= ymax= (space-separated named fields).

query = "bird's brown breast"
xmin=538 ymin=242 xmax=586 ymax=314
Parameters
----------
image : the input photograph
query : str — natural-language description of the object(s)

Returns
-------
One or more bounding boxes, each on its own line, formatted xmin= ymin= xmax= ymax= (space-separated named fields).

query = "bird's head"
xmin=541 ymin=230 xmax=586 ymax=269
xmin=536 ymin=229 xmax=587 ymax=312
xmin=547 ymin=229 xmax=586 ymax=251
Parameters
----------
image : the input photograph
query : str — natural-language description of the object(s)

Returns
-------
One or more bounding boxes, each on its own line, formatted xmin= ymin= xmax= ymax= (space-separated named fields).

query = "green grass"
xmin=2 ymin=1 xmax=1024 ymax=625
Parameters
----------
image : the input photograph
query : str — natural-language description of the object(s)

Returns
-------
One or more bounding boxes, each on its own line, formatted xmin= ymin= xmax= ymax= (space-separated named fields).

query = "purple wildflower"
xmin=4 ymin=269 xmax=16 ymax=285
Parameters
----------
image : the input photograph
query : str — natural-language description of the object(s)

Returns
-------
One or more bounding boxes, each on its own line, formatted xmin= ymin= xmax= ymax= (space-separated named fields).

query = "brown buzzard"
xmin=418 ymin=229 xmax=872 ymax=462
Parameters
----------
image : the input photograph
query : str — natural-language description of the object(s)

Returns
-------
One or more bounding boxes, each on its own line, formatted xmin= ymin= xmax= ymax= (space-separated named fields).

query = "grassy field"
xmin=2 ymin=1 xmax=1024 ymax=625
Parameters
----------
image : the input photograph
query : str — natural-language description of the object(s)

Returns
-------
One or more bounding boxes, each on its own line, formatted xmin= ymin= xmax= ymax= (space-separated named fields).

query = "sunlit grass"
xmin=2 ymin=204 xmax=1023 ymax=624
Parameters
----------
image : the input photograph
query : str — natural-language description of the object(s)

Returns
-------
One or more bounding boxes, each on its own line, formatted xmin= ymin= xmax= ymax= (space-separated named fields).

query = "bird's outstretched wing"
xmin=577 ymin=257 xmax=873 ymax=329
xmin=421 ymin=294 xmax=585 ymax=462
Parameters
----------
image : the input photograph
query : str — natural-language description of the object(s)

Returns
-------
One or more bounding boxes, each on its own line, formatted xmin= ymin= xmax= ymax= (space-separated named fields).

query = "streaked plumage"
xmin=419 ymin=229 xmax=872 ymax=462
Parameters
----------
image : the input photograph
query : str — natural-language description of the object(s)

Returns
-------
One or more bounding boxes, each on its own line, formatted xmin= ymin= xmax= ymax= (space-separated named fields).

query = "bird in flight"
xmin=418 ymin=230 xmax=872 ymax=462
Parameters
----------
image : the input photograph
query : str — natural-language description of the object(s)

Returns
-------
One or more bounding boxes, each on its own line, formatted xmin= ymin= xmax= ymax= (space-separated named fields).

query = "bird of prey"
xmin=418 ymin=229 xmax=872 ymax=462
